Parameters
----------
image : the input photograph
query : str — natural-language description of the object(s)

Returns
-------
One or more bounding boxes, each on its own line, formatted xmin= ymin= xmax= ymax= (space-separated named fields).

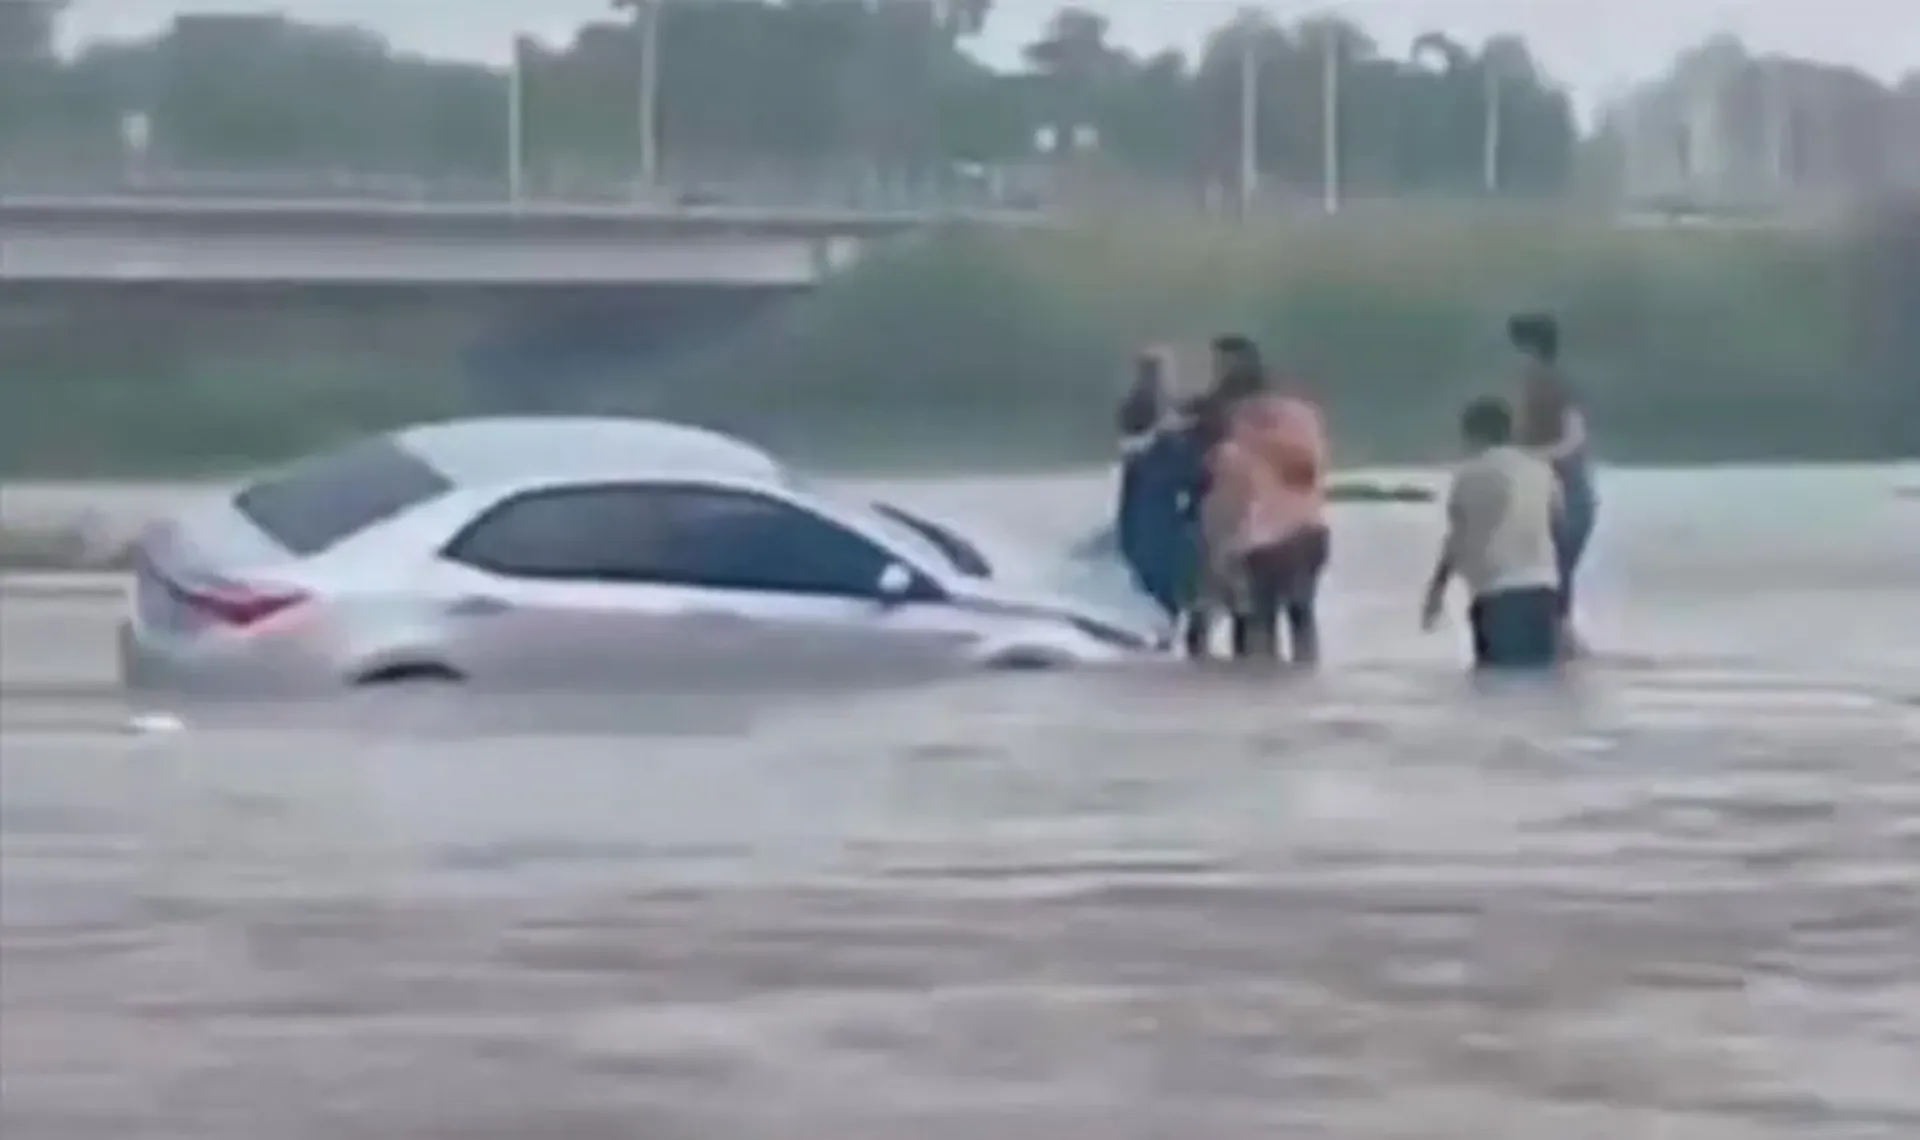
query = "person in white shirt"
xmin=1421 ymin=396 xmax=1563 ymax=670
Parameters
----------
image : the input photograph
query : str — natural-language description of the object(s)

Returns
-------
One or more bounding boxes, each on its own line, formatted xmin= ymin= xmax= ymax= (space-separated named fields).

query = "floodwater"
xmin=3 ymin=465 xmax=1918 ymax=1139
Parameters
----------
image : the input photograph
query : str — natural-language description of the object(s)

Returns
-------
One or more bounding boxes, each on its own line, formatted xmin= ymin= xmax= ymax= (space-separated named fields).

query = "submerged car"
xmin=119 ymin=416 xmax=1168 ymax=695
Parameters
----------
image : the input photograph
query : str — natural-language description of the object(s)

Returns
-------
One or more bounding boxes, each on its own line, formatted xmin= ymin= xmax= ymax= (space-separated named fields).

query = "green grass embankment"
xmin=4 ymin=207 xmax=1910 ymax=477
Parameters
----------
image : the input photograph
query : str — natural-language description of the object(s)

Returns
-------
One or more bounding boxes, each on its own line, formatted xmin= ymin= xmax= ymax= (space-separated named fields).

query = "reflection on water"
xmin=2 ymin=465 xmax=1917 ymax=1138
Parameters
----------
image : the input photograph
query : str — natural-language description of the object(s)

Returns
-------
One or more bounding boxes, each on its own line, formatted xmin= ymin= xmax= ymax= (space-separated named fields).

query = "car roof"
xmin=392 ymin=416 xmax=785 ymax=487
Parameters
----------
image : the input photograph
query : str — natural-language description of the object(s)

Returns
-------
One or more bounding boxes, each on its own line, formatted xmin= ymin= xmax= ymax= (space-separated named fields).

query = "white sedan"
xmin=119 ymin=416 xmax=1169 ymax=695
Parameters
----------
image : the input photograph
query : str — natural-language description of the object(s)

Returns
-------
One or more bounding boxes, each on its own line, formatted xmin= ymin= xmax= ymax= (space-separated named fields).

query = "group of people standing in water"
xmin=1114 ymin=313 xmax=1597 ymax=671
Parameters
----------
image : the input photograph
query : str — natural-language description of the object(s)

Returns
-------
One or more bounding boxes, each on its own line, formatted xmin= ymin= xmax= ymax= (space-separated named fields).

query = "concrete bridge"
xmin=0 ymin=195 xmax=1041 ymax=286
xmin=0 ymin=196 xmax=1046 ymax=422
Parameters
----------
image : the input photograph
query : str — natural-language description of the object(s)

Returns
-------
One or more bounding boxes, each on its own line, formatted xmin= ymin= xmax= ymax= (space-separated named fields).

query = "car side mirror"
xmin=875 ymin=562 xmax=914 ymax=604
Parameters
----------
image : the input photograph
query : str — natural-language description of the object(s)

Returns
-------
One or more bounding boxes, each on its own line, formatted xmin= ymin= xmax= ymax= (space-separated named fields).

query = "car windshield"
xmin=783 ymin=475 xmax=995 ymax=579
xmin=870 ymin=502 xmax=992 ymax=578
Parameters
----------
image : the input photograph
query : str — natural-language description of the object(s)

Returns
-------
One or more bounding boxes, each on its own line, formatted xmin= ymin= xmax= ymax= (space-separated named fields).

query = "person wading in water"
xmin=1422 ymin=395 xmax=1563 ymax=671
xmin=1509 ymin=312 xmax=1597 ymax=659
xmin=1113 ymin=348 xmax=1206 ymax=629
xmin=1194 ymin=336 xmax=1331 ymax=665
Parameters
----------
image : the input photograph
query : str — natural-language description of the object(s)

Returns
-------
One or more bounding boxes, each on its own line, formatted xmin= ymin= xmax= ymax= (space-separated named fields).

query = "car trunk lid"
xmin=131 ymin=500 xmax=311 ymax=636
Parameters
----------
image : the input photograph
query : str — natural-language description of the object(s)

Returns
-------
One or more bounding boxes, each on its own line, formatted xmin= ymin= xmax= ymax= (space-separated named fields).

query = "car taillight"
xmin=178 ymin=582 xmax=310 ymax=628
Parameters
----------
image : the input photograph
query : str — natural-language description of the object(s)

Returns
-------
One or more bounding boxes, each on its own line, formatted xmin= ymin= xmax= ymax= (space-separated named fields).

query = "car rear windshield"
xmin=233 ymin=438 xmax=452 ymax=556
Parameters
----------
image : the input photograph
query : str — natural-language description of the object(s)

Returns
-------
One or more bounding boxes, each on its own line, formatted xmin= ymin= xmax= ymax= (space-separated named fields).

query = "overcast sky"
xmin=61 ymin=0 xmax=1920 ymax=107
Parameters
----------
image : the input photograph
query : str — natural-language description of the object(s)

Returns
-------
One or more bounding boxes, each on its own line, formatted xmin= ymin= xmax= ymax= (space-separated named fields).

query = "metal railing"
xmin=0 ymin=159 xmax=1052 ymax=216
xmin=1 ymin=156 xmax=1861 ymax=234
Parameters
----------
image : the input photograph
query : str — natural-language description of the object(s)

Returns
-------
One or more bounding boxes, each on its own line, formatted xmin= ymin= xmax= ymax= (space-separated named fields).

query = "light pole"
xmin=1481 ymin=61 xmax=1501 ymax=195
xmin=1761 ymin=62 xmax=1791 ymax=199
xmin=1684 ymin=79 xmax=1718 ymax=204
xmin=1320 ymin=30 xmax=1341 ymax=214
xmin=612 ymin=0 xmax=662 ymax=192
xmin=506 ymin=35 xmax=527 ymax=203
xmin=1237 ymin=30 xmax=1259 ymax=214
xmin=636 ymin=0 xmax=661 ymax=191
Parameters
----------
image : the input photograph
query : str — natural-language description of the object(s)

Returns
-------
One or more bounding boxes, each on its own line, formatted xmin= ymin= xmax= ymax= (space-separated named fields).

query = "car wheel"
xmin=353 ymin=662 xmax=465 ymax=687
xmin=345 ymin=663 xmax=469 ymax=735
xmin=984 ymin=648 xmax=1067 ymax=672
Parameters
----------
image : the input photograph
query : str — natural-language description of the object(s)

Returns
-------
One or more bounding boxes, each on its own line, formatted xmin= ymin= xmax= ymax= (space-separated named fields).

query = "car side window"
xmin=447 ymin=483 xmax=932 ymax=600
xmin=444 ymin=487 xmax=665 ymax=579
xmin=648 ymin=486 xmax=909 ymax=598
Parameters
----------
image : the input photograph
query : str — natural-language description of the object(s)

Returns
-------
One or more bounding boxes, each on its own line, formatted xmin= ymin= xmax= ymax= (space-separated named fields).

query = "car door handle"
xmin=448 ymin=594 xmax=512 ymax=617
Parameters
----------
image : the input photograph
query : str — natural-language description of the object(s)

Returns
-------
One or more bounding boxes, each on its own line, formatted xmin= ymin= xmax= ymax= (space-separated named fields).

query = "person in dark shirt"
xmin=1113 ymin=350 xmax=1205 ymax=627
xmin=1116 ymin=350 xmax=1166 ymax=447
xmin=1508 ymin=312 xmax=1598 ymax=658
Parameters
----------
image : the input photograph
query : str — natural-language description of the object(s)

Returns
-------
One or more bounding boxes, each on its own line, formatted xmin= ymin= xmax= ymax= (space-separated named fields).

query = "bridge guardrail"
xmin=0 ymin=193 xmax=1051 ymax=231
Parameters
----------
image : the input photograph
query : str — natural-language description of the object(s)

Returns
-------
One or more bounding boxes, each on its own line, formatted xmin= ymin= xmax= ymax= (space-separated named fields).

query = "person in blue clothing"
xmin=1509 ymin=312 xmax=1597 ymax=658
xmin=1113 ymin=349 xmax=1208 ymax=636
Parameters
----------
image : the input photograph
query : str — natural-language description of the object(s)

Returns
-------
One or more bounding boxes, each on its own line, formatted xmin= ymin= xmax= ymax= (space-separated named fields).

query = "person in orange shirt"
xmin=1185 ymin=336 xmax=1260 ymax=659
xmin=1202 ymin=337 xmax=1331 ymax=664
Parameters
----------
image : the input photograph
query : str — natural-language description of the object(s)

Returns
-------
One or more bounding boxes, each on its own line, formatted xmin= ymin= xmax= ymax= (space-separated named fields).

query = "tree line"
xmin=4 ymin=0 xmax=1581 ymax=201
xmin=4 ymin=2 xmax=1913 ymax=206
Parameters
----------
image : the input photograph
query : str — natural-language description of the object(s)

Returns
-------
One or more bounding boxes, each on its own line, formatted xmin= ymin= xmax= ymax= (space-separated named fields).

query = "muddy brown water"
xmin=3 ymin=466 xmax=1917 ymax=1139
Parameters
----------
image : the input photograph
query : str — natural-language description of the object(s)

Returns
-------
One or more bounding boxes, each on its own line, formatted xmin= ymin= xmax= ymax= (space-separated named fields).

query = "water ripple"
xmin=4 ymin=663 xmax=1915 ymax=1138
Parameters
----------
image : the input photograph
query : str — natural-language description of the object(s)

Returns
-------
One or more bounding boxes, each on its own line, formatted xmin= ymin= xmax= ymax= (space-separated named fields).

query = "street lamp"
xmin=1237 ymin=28 xmax=1259 ymax=214
xmin=1319 ymin=28 xmax=1341 ymax=214
xmin=1481 ymin=58 xmax=1502 ymax=195
xmin=612 ymin=0 xmax=662 ymax=192
xmin=1759 ymin=61 xmax=1791 ymax=198
xmin=507 ymin=35 xmax=528 ymax=203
